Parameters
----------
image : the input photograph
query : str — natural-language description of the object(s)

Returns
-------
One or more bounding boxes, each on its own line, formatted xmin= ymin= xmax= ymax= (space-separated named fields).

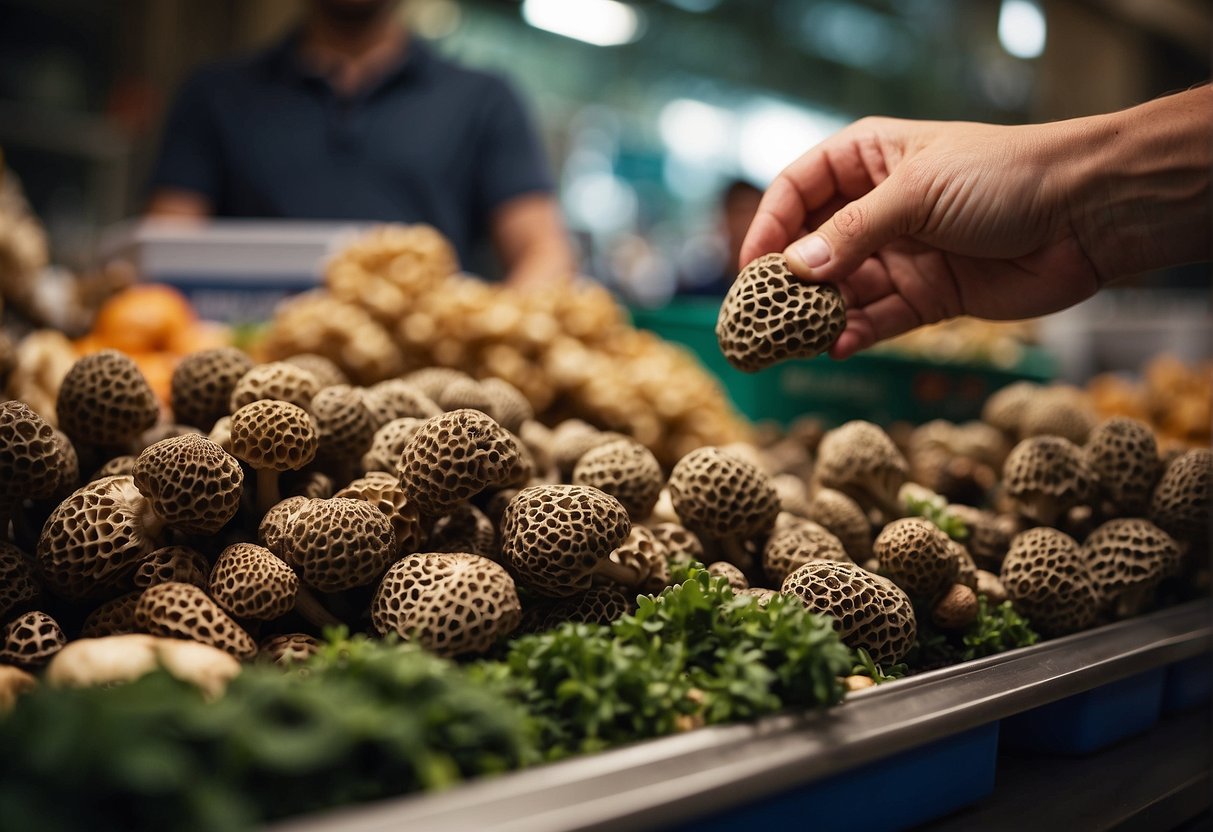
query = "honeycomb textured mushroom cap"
xmin=0 ymin=400 xmax=64 ymax=501
xmin=371 ymin=553 xmax=521 ymax=657
xmin=37 ymin=476 xmax=158 ymax=598
xmin=551 ymin=420 xmax=626 ymax=478
xmin=815 ymin=421 xmax=909 ymax=516
xmin=259 ymin=496 xmax=312 ymax=554
xmin=47 ymin=430 xmax=80 ymax=499
xmin=335 ymin=473 xmax=425 ymax=556
xmin=1000 ymin=527 xmax=1100 ymax=636
xmin=975 ymin=569 xmax=1007 ymax=603
xmin=134 ymin=581 xmax=257 ymax=660
xmin=362 ymin=417 xmax=424 ymax=474
xmin=259 ymin=633 xmax=321 ymax=665
xmin=229 ymin=361 xmax=321 ymax=413
xmin=648 ymin=522 xmax=705 ymax=565
xmin=716 ymin=253 xmax=846 ymax=372
xmin=772 ymin=473 xmax=812 ymax=518
xmin=1084 ymin=518 xmax=1185 ymax=617
xmin=604 ymin=525 xmax=668 ymax=590
xmin=0 ymin=611 xmax=65 ymax=668
xmin=90 ymin=454 xmax=136 ymax=482
xmin=279 ymin=497 xmax=397 ymax=592
xmin=1002 ymin=436 xmax=1096 ymax=525
xmin=133 ymin=546 xmax=210 ymax=589
xmin=208 ymin=542 xmax=299 ymax=621
xmin=1019 ymin=386 xmax=1096 ymax=445
xmin=171 ymin=347 xmax=255 ymax=430
xmin=535 ymin=584 xmax=634 ymax=630
xmin=1083 ymin=417 xmax=1161 ymax=515
xmin=500 ymin=484 xmax=631 ymax=597
xmin=951 ymin=540 xmax=978 ymax=591
xmin=1149 ymin=448 xmax=1212 ymax=542
xmin=310 ymin=384 xmax=376 ymax=465
xmin=56 ymin=350 xmax=159 ymax=447
xmin=806 ymin=488 xmax=872 ymax=561
xmin=931 ymin=584 xmax=979 ymax=630
xmin=573 ymin=437 xmax=664 ymax=521
xmin=229 ymin=400 xmax=319 ymax=473
xmin=981 ymin=381 xmax=1040 ymax=437
xmin=667 ymin=446 xmax=780 ymax=541
xmin=428 ymin=502 xmax=496 ymax=558
xmin=763 ymin=516 xmax=849 ymax=586
xmin=397 ymin=409 xmax=529 ymax=517
xmin=80 ymin=592 xmax=142 ymax=637
xmin=133 ymin=434 xmax=244 ymax=534
xmin=361 ymin=378 xmax=439 ymax=429
xmin=952 ymin=506 xmax=1019 ymax=569
xmin=437 ymin=376 xmax=534 ymax=434
xmin=0 ymin=541 xmax=39 ymax=620
xmin=707 ymin=561 xmax=749 ymax=590
xmin=131 ymin=423 xmax=204 ymax=455
xmin=282 ymin=353 xmax=349 ymax=388
xmin=874 ymin=517 xmax=959 ymax=600
xmin=208 ymin=416 xmax=233 ymax=453
xmin=781 ymin=561 xmax=917 ymax=665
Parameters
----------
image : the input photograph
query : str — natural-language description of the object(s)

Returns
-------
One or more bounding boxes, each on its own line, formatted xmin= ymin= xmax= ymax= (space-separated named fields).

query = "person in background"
xmin=680 ymin=179 xmax=762 ymax=296
xmin=741 ymin=85 xmax=1212 ymax=358
xmin=146 ymin=0 xmax=575 ymax=287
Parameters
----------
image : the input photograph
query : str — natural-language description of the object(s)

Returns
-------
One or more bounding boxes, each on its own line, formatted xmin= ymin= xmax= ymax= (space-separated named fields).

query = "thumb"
xmin=783 ymin=176 xmax=916 ymax=281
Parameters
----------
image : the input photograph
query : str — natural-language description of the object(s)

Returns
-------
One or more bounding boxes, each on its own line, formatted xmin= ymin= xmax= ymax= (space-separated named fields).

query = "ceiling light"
xmin=998 ymin=0 xmax=1047 ymax=60
xmin=522 ymin=0 xmax=641 ymax=47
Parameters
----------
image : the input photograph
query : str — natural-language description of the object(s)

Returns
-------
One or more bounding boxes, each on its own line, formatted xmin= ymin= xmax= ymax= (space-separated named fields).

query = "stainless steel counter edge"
xmin=273 ymin=600 xmax=1213 ymax=832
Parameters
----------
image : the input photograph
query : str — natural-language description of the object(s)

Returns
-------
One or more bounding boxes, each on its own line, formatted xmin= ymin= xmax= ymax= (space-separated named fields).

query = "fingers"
xmin=783 ymin=168 xmax=922 ymax=283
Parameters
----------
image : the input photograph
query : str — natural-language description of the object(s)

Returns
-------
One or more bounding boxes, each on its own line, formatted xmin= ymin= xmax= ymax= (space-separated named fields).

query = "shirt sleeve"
xmin=472 ymin=76 xmax=556 ymax=218
xmin=147 ymin=69 xmax=224 ymax=202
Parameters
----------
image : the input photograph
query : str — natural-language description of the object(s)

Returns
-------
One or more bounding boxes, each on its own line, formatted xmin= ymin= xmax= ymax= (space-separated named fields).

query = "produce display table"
xmin=275 ymin=601 xmax=1212 ymax=832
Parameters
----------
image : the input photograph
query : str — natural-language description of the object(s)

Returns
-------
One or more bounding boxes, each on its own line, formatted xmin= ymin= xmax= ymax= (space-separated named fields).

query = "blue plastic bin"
xmin=663 ymin=723 xmax=999 ymax=832
xmin=1162 ymin=653 xmax=1213 ymax=715
xmin=1000 ymin=669 xmax=1166 ymax=755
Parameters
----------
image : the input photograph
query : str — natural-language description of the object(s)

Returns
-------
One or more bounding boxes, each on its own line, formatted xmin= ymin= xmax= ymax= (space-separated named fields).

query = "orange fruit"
xmin=92 ymin=284 xmax=197 ymax=353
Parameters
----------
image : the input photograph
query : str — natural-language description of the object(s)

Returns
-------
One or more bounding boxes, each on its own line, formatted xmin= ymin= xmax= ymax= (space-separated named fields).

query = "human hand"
xmin=741 ymin=88 xmax=1212 ymax=359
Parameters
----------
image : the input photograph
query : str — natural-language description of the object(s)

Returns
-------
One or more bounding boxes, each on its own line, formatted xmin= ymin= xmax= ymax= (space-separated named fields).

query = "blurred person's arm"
xmin=742 ymin=86 xmax=1212 ymax=359
xmin=145 ymin=72 xmax=223 ymax=219
xmin=492 ymin=193 xmax=575 ymax=288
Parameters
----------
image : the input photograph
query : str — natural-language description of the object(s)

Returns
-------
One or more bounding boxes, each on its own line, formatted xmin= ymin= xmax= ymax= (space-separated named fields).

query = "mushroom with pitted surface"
xmin=258 ymin=633 xmax=322 ymax=666
xmin=806 ymin=487 xmax=872 ymax=562
xmin=171 ymin=347 xmax=254 ymax=430
xmin=133 ymin=545 xmax=211 ymax=589
xmin=309 ymin=384 xmax=377 ymax=483
xmin=428 ymin=503 xmax=497 ymax=559
xmin=80 ymin=592 xmax=142 ymax=638
xmin=362 ymin=417 xmax=424 ymax=475
xmin=335 ymin=472 xmax=426 ymax=557
xmin=781 ymin=561 xmax=917 ymax=665
xmin=814 ymin=421 xmax=909 ymax=519
xmin=272 ymin=497 xmax=397 ymax=592
xmin=371 ymin=552 xmax=521 ymax=657
xmin=707 ymin=561 xmax=749 ymax=590
xmin=0 ymin=400 xmax=73 ymax=536
xmin=499 ymin=484 xmax=632 ymax=597
xmin=134 ymin=581 xmax=258 ymax=660
xmin=282 ymin=353 xmax=349 ymax=388
xmin=56 ymin=350 xmax=159 ymax=451
xmin=132 ymin=434 xmax=244 ymax=535
xmin=229 ymin=361 xmax=320 ymax=413
xmin=648 ymin=522 xmax=705 ymax=568
xmin=229 ymin=400 xmax=319 ymax=515
xmin=1083 ymin=518 xmax=1185 ymax=618
xmin=1001 ymin=436 xmax=1096 ymax=527
xmin=1000 ymin=527 xmax=1100 ymax=637
xmin=1149 ymin=448 xmax=1211 ymax=543
xmin=667 ymin=446 xmax=780 ymax=565
xmin=716 ymin=253 xmax=846 ymax=372
xmin=873 ymin=517 xmax=959 ymax=601
xmin=1083 ymin=417 xmax=1161 ymax=516
xmin=0 ymin=611 xmax=66 ymax=668
xmin=573 ymin=437 xmax=664 ymax=522
xmin=361 ymin=380 xmax=441 ymax=429
xmin=208 ymin=542 xmax=340 ymax=627
xmin=763 ymin=515 xmax=849 ymax=586
xmin=0 ymin=541 xmax=38 ymax=621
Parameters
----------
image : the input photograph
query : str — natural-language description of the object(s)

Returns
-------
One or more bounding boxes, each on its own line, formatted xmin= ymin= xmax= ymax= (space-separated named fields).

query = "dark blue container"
xmin=662 ymin=723 xmax=1000 ymax=832
xmin=1162 ymin=653 xmax=1213 ymax=715
xmin=1000 ymin=668 xmax=1166 ymax=755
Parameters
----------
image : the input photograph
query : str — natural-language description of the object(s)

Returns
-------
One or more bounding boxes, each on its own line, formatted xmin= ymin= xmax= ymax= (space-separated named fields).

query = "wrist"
xmin=1061 ymin=87 xmax=1212 ymax=282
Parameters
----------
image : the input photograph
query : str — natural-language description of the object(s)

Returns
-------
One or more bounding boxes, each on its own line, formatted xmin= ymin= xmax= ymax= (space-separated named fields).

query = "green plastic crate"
xmin=630 ymin=299 xmax=1055 ymax=426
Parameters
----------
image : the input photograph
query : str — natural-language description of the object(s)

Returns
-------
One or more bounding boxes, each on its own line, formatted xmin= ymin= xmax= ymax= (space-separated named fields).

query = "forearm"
xmin=503 ymin=239 xmax=576 ymax=288
xmin=1060 ymin=86 xmax=1212 ymax=282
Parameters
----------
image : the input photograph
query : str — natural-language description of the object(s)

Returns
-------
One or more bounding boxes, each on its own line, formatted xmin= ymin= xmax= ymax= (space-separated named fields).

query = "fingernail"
xmin=787 ymin=235 xmax=831 ymax=270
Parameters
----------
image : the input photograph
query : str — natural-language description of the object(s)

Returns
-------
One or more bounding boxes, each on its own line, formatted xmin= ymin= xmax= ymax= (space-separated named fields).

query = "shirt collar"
xmin=258 ymin=27 xmax=432 ymax=94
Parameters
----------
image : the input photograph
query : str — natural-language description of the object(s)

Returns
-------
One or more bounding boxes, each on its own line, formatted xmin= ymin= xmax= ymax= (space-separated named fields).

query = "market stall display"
xmin=0 ymin=224 xmax=1208 ymax=832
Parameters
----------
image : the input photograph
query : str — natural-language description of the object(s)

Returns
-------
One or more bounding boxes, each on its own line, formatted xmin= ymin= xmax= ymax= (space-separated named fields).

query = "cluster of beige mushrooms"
xmin=258 ymin=225 xmax=750 ymax=466
xmin=0 ymin=240 xmax=1209 ymax=710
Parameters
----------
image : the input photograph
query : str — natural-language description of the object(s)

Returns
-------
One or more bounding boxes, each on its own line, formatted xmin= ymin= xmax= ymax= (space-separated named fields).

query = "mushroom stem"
xmin=595 ymin=557 xmax=646 ymax=588
xmin=137 ymin=501 xmax=167 ymax=541
xmin=294 ymin=585 xmax=343 ymax=630
xmin=256 ymin=468 xmax=283 ymax=517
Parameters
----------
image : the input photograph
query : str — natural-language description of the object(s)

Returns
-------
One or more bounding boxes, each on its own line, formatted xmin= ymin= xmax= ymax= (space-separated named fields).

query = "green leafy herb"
xmin=850 ymin=648 xmax=908 ymax=683
xmin=902 ymin=488 xmax=968 ymax=541
xmin=907 ymin=595 xmax=1040 ymax=670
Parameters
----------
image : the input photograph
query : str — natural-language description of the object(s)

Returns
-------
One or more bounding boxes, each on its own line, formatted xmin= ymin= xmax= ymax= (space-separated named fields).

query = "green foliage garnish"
xmin=902 ymin=488 xmax=969 ymax=541
xmin=907 ymin=595 xmax=1040 ymax=670
xmin=0 ymin=640 xmax=532 ymax=832
xmin=850 ymin=648 xmax=908 ymax=683
xmin=493 ymin=568 xmax=853 ymax=759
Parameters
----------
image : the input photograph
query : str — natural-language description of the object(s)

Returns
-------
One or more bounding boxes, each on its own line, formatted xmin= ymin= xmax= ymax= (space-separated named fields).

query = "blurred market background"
xmin=0 ymin=0 xmax=1210 ymax=431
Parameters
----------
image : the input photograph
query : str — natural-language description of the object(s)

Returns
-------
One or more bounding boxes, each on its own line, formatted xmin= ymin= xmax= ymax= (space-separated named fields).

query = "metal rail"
xmin=274 ymin=600 xmax=1212 ymax=832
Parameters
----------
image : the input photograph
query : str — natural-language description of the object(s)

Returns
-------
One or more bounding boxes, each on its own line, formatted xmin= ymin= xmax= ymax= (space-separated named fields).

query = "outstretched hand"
xmin=741 ymin=88 xmax=1212 ymax=359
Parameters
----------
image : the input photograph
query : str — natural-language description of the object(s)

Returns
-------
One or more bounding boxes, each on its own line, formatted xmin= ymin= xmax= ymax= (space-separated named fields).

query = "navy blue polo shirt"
xmin=149 ymin=33 xmax=555 ymax=267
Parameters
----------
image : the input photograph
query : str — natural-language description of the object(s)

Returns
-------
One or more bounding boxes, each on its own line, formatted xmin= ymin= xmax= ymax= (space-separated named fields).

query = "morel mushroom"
xmin=0 ymin=611 xmax=65 ymax=668
xmin=1000 ymin=527 xmax=1100 ymax=637
xmin=132 ymin=434 xmax=244 ymax=534
xmin=282 ymin=353 xmax=349 ymax=388
xmin=707 ymin=561 xmax=749 ymax=590
xmin=0 ymin=541 xmax=38 ymax=620
xmin=716 ymin=252 xmax=846 ymax=372
xmin=133 ymin=545 xmax=210 ymax=589
xmin=815 ymin=421 xmax=909 ymax=518
xmin=1149 ymin=448 xmax=1211 ymax=542
xmin=874 ymin=517 xmax=958 ymax=601
xmin=171 ymin=347 xmax=254 ymax=430
xmin=428 ymin=502 xmax=496 ymax=558
xmin=573 ymin=437 xmax=664 ymax=522
xmin=1001 ymin=435 xmax=1096 ymax=526
xmin=335 ymin=472 xmax=426 ymax=557
xmin=229 ymin=400 xmax=319 ymax=515
xmin=134 ymin=581 xmax=258 ymax=660
xmin=229 ymin=361 xmax=320 ymax=413
xmin=763 ymin=515 xmax=849 ymax=586
xmin=309 ymin=384 xmax=377 ymax=483
xmin=0 ymin=401 xmax=69 ymax=535
xmin=1083 ymin=417 xmax=1161 ymax=516
xmin=56 ymin=350 xmax=159 ymax=450
xmin=208 ymin=542 xmax=339 ymax=627
xmin=667 ymin=446 xmax=780 ymax=563
xmin=259 ymin=633 xmax=322 ymax=666
xmin=371 ymin=553 xmax=521 ymax=656
xmin=782 ymin=561 xmax=917 ymax=665
xmin=499 ymin=484 xmax=632 ymax=597
xmin=362 ymin=379 xmax=442 ymax=428
xmin=806 ymin=487 xmax=872 ymax=561
xmin=931 ymin=584 xmax=979 ymax=630
xmin=273 ymin=497 xmax=396 ymax=592
xmin=1084 ymin=518 xmax=1185 ymax=618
